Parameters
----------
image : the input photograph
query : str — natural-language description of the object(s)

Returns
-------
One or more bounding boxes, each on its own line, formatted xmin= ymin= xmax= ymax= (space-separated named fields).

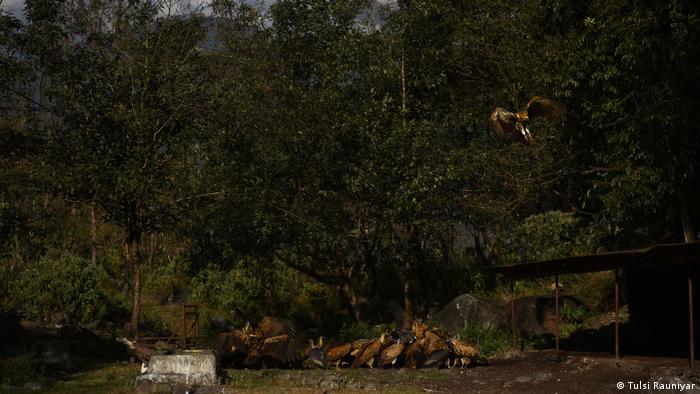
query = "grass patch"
xmin=0 ymin=362 xmax=139 ymax=394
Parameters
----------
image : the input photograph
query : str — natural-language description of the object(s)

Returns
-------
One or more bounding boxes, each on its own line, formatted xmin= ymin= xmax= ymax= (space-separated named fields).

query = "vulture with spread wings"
xmin=490 ymin=96 xmax=566 ymax=144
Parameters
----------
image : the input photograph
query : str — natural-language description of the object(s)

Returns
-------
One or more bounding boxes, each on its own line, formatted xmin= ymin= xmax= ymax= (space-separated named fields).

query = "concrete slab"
xmin=136 ymin=350 xmax=218 ymax=388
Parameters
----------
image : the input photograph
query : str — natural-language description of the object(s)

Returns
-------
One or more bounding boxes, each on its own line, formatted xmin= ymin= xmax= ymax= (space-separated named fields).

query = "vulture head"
xmin=490 ymin=96 xmax=566 ymax=144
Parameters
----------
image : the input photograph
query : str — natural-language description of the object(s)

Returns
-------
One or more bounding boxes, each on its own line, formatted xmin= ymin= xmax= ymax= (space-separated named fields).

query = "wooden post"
xmin=615 ymin=269 xmax=620 ymax=361
xmin=181 ymin=303 xmax=187 ymax=349
xmin=195 ymin=305 xmax=200 ymax=338
xmin=511 ymin=279 xmax=516 ymax=351
xmin=555 ymin=274 xmax=560 ymax=356
xmin=689 ymin=271 xmax=695 ymax=371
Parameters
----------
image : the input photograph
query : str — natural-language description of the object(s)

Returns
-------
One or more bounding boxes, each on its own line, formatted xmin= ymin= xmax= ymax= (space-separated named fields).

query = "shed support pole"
xmin=689 ymin=272 xmax=695 ymax=371
xmin=182 ymin=303 xmax=187 ymax=349
xmin=511 ymin=279 xmax=516 ymax=351
xmin=615 ymin=269 xmax=620 ymax=361
xmin=555 ymin=274 xmax=560 ymax=356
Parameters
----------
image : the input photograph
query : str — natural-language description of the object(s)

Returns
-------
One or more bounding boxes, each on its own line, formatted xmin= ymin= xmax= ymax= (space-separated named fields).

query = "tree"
xmin=23 ymin=0 xmax=210 ymax=334
xmin=528 ymin=0 xmax=700 ymax=246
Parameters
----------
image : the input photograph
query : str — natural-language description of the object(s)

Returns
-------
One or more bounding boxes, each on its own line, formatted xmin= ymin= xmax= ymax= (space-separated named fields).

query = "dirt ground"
xmin=3 ymin=350 xmax=699 ymax=393
xmin=214 ymin=351 xmax=699 ymax=394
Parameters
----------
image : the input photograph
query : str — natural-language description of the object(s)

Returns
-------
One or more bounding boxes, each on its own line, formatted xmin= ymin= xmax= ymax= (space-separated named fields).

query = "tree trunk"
xmin=340 ymin=282 xmax=363 ymax=322
xmin=122 ymin=242 xmax=130 ymax=294
xmin=681 ymin=202 xmax=696 ymax=243
xmin=90 ymin=200 xmax=97 ymax=265
xmin=147 ymin=232 xmax=156 ymax=268
xmin=128 ymin=233 xmax=142 ymax=336
xmin=403 ymin=257 xmax=413 ymax=318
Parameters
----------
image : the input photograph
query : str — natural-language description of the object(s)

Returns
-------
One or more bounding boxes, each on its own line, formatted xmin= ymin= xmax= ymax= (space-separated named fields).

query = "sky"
xmin=0 ymin=0 xmax=23 ymax=17
xmin=1 ymin=0 xmax=397 ymax=20
xmin=0 ymin=0 xmax=278 ymax=19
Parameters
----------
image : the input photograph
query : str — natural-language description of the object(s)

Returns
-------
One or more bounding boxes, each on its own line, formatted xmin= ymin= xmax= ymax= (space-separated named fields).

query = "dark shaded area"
xmin=626 ymin=265 xmax=699 ymax=358
xmin=0 ymin=321 xmax=131 ymax=386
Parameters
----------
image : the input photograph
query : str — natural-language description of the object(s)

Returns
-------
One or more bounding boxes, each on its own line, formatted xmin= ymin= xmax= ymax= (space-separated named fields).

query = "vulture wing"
xmin=377 ymin=341 xmax=405 ymax=368
xmin=422 ymin=349 xmax=450 ymax=368
xmin=404 ymin=338 xmax=427 ymax=369
xmin=259 ymin=316 xmax=296 ymax=338
xmin=412 ymin=320 xmax=429 ymax=338
xmin=350 ymin=339 xmax=371 ymax=357
xmin=211 ymin=329 xmax=250 ymax=358
xmin=326 ymin=343 xmax=352 ymax=362
xmin=526 ymin=96 xmax=566 ymax=121
xmin=424 ymin=331 xmax=448 ymax=354
xmin=262 ymin=334 xmax=301 ymax=365
xmin=490 ymin=108 xmax=518 ymax=137
xmin=351 ymin=339 xmax=382 ymax=368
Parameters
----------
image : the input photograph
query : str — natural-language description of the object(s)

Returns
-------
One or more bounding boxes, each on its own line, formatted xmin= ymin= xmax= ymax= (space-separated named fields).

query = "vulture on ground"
xmin=377 ymin=338 xmax=405 ymax=368
xmin=305 ymin=338 xmax=328 ymax=369
xmin=351 ymin=333 xmax=391 ymax=368
xmin=326 ymin=342 xmax=353 ymax=368
xmin=447 ymin=337 xmax=480 ymax=368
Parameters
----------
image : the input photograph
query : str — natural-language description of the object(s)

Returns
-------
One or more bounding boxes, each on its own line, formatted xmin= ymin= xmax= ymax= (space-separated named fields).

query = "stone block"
xmin=136 ymin=350 xmax=218 ymax=388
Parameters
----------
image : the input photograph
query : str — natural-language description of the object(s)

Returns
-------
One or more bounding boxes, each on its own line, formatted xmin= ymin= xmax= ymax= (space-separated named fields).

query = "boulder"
xmin=436 ymin=294 xmax=507 ymax=334
xmin=513 ymin=295 xmax=587 ymax=335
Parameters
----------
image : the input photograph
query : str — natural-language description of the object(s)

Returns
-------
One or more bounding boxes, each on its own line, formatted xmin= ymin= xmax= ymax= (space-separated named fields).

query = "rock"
xmin=513 ymin=295 xmax=587 ymax=335
xmin=40 ymin=341 xmax=74 ymax=374
xmin=532 ymin=371 xmax=552 ymax=381
xmin=437 ymin=294 xmax=507 ymax=334
xmin=318 ymin=375 xmax=341 ymax=391
xmin=136 ymin=351 xmax=218 ymax=388
xmin=515 ymin=375 xmax=532 ymax=383
xmin=134 ymin=380 xmax=173 ymax=394
xmin=501 ymin=350 xmax=526 ymax=360
xmin=23 ymin=382 xmax=42 ymax=391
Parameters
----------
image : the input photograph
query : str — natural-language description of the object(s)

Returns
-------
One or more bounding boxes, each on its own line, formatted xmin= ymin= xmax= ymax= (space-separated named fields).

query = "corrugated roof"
xmin=486 ymin=241 xmax=700 ymax=279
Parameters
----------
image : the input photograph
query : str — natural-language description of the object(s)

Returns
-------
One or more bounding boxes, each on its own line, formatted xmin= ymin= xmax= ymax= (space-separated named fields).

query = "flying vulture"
xmin=490 ymin=96 xmax=566 ymax=144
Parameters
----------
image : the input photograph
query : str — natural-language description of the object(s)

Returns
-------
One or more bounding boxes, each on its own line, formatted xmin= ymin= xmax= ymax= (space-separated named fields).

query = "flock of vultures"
xmin=209 ymin=313 xmax=486 ymax=370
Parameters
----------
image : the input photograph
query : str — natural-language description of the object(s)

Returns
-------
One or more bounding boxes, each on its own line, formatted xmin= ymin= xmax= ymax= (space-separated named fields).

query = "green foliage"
xmin=458 ymin=323 xmax=510 ymax=358
xmin=505 ymin=211 xmax=596 ymax=262
xmin=191 ymin=260 xmax=293 ymax=320
xmin=560 ymin=303 xmax=591 ymax=338
xmin=289 ymin=281 xmax=351 ymax=335
xmin=144 ymin=260 xmax=191 ymax=304
xmin=1 ymin=0 xmax=698 ymax=334
xmin=3 ymin=256 xmax=126 ymax=322
xmin=336 ymin=322 xmax=380 ymax=343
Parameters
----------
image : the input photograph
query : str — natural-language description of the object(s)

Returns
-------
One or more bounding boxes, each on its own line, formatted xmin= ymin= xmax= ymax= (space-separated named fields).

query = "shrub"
xmin=5 ymin=256 xmax=125 ymax=322
xmin=191 ymin=259 xmax=292 ymax=322
xmin=458 ymin=323 xmax=510 ymax=357
xmin=560 ymin=302 xmax=590 ymax=337
xmin=335 ymin=322 xmax=380 ymax=343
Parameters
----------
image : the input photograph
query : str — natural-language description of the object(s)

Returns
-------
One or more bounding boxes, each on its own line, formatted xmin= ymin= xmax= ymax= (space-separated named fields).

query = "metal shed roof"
xmin=486 ymin=241 xmax=700 ymax=279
